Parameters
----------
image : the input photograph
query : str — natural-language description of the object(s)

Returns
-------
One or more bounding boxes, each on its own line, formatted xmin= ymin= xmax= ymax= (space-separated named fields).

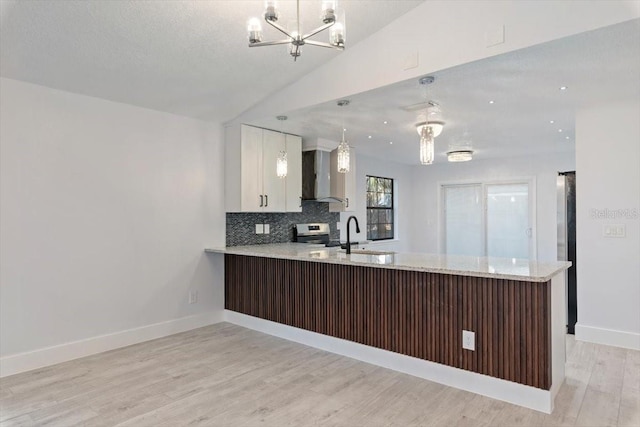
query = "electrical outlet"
xmin=188 ymin=290 xmax=198 ymax=304
xmin=264 ymin=224 xmax=270 ymax=234
xmin=462 ymin=330 xmax=475 ymax=351
xmin=255 ymin=224 xmax=264 ymax=234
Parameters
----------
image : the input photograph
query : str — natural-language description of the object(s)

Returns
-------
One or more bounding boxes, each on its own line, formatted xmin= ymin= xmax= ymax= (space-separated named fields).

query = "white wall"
xmin=0 ymin=78 xmax=226 ymax=374
xmin=337 ymin=153 xmax=414 ymax=253
xmin=409 ymin=152 xmax=576 ymax=260
xmin=575 ymin=101 xmax=640 ymax=349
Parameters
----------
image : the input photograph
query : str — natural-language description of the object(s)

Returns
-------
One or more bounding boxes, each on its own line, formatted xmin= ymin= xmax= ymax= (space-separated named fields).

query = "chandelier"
xmin=336 ymin=99 xmax=350 ymax=173
xmin=416 ymin=76 xmax=444 ymax=165
xmin=247 ymin=1 xmax=345 ymax=61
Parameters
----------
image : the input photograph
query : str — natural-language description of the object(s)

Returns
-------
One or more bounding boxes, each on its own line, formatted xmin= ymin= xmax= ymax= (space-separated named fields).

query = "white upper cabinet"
xmin=226 ymin=124 xmax=302 ymax=213
xmin=240 ymin=124 xmax=265 ymax=212
xmin=329 ymin=148 xmax=356 ymax=212
xmin=261 ymin=128 xmax=286 ymax=212
xmin=285 ymin=134 xmax=302 ymax=212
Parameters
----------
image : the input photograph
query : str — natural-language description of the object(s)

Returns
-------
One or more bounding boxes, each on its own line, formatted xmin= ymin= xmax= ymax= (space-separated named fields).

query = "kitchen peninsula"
xmin=205 ymin=243 xmax=571 ymax=413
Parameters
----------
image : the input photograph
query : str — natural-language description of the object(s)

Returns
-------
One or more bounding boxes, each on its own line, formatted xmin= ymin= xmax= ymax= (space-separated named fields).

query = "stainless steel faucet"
xmin=346 ymin=215 xmax=360 ymax=254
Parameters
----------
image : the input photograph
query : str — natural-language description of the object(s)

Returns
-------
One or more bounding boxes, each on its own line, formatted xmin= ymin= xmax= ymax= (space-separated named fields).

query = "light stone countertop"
xmin=205 ymin=243 xmax=571 ymax=282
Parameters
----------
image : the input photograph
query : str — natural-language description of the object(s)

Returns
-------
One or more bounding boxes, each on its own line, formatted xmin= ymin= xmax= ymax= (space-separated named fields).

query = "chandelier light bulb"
xmin=289 ymin=31 xmax=301 ymax=58
xmin=321 ymin=0 xmax=337 ymax=23
xmin=264 ymin=1 xmax=278 ymax=22
xmin=330 ymin=22 xmax=345 ymax=47
xmin=247 ymin=18 xmax=263 ymax=44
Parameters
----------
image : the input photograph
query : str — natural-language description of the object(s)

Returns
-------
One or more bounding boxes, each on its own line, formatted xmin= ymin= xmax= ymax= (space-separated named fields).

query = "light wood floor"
xmin=1 ymin=323 xmax=638 ymax=427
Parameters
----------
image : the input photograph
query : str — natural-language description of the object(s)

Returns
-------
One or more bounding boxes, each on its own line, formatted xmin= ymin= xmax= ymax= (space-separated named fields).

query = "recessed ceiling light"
xmin=488 ymin=100 xmax=495 ymax=104
xmin=368 ymin=135 xmax=372 ymax=139
xmin=558 ymin=129 xmax=563 ymax=133
xmin=389 ymin=141 xmax=393 ymax=145
xmin=559 ymin=86 xmax=568 ymax=91
xmin=565 ymin=136 xmax=570 ymax=140
xmin=343 ymin=128 xmax=347 ymax=131
xmin=549 ymin=120 xmax=555 ymax=124
xmin=383 ymin=121 xmax=388 ymax=124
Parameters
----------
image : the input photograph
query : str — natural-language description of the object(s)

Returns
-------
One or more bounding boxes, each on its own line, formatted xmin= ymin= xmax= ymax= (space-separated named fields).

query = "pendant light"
xmin=416 ymin=76 xmax=444 ymax=165
xmin=246 ymin=0 xmax=346 ymax=62
xmin=276 ymin=115 xmax=288 ymax=178
xmin=336 ymin=100 xmax=350 ymax=173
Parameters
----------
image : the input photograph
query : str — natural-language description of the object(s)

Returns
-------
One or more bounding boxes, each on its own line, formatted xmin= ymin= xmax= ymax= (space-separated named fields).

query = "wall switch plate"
xmin=462 ymin=330 xmax=475 ymax=351
xmin=255 ymin=224 xmax=264 ymax=234
xmin=188 ymin=290 xmax=198 ymax=304
xmin=264 ymin=224 xmax=270 ymax=234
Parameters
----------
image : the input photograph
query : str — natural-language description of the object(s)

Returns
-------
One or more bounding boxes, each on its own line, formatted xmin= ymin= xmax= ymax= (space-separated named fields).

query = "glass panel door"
xmin=444 ymin=184 xmax=483 ymax=256
xmin=486 ymin=183 xmax=530 ymax=259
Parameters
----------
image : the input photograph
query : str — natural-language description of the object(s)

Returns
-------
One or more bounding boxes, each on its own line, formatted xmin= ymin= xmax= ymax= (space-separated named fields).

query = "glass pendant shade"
xmin=247 ymin=18 xmax=263 ymax=44
xmin=330 ymin=22 xmax=345 ymax=47
xmin=420 ymin=126 xmax=435 ymax=165
xmin=321 ymin=0 xmax=337 ymax=23
xmin=337 ymin=133 xmax=350 ymax=173
xmin=276 ymin=151 xmax=288 ymax=178
xmin=264 ymin=1 xmax=278 ymax=21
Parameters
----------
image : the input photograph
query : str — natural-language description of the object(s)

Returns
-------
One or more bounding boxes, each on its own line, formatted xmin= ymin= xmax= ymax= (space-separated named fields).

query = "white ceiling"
xmin=250 ymin=19 xmax=640 ymax=164
xmin=1 ymin=2 xmax=638 ymax=165
xmin=0 ymin=0 xmax=424 ymax=123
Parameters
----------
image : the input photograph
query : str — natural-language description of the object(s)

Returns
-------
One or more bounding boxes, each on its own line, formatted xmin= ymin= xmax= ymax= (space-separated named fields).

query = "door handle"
xmin=346 ymin=198 xmax=349 ymax=208
xmin=260 ymin=195 xmax=263 ymax=207
xmin=265 ymin=194 xmax=268 ymax=207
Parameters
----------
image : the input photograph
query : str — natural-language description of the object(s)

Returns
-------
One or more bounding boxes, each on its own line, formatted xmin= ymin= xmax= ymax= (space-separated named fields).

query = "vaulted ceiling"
xmin=2 ymin=2 xmax=638 ymax=165
xmin=0 ymin=0 xmax=423 ymax=123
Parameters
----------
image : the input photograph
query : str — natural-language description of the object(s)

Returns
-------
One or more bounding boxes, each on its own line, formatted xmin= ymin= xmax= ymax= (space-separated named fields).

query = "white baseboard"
xmin=224 ymin=310 xmax=555 ymax=414
xmin=0 ymin=311 xmax=224 ymax=378
xmin=575 ymin=323 xmax=640 ymax=350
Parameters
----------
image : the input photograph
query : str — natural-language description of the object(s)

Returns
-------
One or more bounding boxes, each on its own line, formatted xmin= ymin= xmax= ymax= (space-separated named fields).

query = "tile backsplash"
xmin=226 ymin=201 xmax=340 ymax=246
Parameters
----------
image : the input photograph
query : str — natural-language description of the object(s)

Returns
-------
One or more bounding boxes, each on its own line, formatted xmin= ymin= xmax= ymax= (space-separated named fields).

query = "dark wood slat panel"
xmin=225 ymin=254 xmax=552 ymax=389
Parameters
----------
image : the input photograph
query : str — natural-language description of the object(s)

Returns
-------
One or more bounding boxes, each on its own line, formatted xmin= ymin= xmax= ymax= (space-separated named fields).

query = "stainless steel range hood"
xmin=302 ymin=150 xmax=345 ymax=203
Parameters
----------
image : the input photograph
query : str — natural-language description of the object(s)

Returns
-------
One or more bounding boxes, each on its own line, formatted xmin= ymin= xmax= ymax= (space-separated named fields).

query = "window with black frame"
xmin=366 ymin=176 xmax=394 ymax=240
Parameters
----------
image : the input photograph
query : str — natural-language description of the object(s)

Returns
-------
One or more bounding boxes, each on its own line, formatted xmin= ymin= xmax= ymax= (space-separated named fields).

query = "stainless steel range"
xmin=293 ymin=223 xmax=341 ymax=247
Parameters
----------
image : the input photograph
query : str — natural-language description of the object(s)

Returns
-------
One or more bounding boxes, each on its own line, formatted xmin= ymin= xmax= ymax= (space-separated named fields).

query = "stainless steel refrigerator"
xmin=557 ymin=172 xmax=577 ymax=334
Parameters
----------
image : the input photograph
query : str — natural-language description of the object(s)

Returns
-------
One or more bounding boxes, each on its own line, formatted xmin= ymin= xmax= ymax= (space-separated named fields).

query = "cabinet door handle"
xmin=346 ymin=198 xmax=349 ymax=208
xmin=299 ymin=196 xmax=302 ymax=208
xmin=265 ymin=194 xmax=268 ymax=207
xmin=260 ymin=195 xmax=263 ymax=207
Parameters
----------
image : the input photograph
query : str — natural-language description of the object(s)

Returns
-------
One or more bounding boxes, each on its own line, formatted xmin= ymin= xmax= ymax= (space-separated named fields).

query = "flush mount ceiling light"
xmin=247 ymin=0 xmax=345 ymax=61
xmin=416 ymin=76 xmax=444 ymax=165
xmin=447 ymin=149 xmax=474 ymax=162
xmin=336 ymin=99 xmax=350 ymax=173
xmin=276 ymin=115 xmax=288 ymax=178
